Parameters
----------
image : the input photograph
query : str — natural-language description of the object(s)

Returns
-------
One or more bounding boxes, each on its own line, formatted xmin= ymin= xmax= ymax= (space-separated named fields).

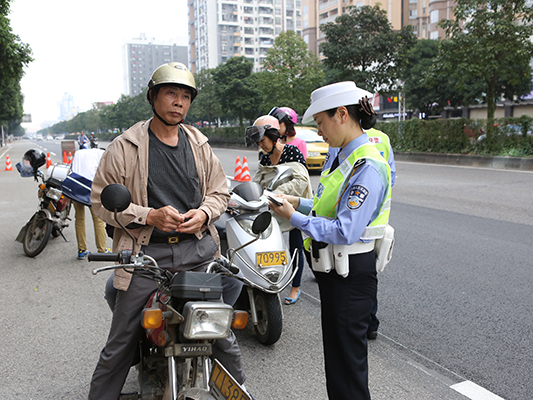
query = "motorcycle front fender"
xmin=16 ymin=222 xmax=30 ymax=243
xmin=39 ymin=208 xmax=53 ymax=221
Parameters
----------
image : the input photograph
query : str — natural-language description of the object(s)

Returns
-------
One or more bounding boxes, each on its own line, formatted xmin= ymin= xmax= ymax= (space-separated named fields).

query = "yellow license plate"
xmin=209 ymin=360 xmax=250 ymax=400
xmin=256 ymin=251 xmax=287 ymax=267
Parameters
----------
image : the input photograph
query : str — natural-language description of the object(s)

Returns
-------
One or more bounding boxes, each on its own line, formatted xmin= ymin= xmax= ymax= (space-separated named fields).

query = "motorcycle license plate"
xmin=256 ymin=250 xmax=287 ymax=267
xmin=209 ymin=360 xmax=250 ymax=400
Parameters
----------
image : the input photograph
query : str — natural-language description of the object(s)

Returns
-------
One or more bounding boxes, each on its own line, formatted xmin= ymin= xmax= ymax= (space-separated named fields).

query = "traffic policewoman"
xmin=269 ymin=81 xmax=392 ymax=400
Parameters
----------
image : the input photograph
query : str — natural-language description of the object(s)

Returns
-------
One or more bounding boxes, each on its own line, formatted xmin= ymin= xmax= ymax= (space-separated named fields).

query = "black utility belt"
xmin=149 ymin=233 xmax=197 ymax=244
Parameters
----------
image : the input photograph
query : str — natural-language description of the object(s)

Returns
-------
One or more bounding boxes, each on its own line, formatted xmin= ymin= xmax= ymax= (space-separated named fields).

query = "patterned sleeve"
xmin=259 ymin=152 xmax=272 ymax=166
xmin=281 ymin=145 xmax=306 ymax=166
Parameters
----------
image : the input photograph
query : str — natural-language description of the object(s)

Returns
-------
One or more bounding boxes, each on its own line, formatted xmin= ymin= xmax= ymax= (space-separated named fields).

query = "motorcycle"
xmin=89 ymin=183 xmax=267 ymax=400
xmin=89 ymin=136 xmax=99 ymax=149
xmin=15 ymin=150 xmax=72 ymax=257
xmin=215 ymin=165 xmax=298 ymax=345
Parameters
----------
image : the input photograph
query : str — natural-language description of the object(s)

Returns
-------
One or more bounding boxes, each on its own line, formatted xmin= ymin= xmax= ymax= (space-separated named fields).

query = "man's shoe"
xmin=367 ymin=331 xmax=378 ymax=340
xmin=77 ymin=250 xmax=89 ymax=260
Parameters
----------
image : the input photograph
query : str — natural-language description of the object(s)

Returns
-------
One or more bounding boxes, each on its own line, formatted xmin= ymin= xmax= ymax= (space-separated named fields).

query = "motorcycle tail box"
xmin=170 ymin=271 xmax=223 ymax=301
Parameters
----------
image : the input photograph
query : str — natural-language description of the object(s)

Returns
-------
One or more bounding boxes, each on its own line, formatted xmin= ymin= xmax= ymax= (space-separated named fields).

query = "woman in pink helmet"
xmin=268 ymin=107 xmax=307 ymax=305
xmin=269 ymin=107 xmax=307 ymax=161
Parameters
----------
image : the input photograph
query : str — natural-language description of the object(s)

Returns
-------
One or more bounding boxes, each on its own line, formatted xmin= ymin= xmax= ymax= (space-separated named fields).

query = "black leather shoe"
xmin=367 ymin=331 xmax=378 ymax=340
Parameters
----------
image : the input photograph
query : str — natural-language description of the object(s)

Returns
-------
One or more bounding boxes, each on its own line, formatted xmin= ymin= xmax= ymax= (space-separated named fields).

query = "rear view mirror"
xmin=101 ymin=184 xmax=131 ymax=212
xmin=252 ymin=211 xmax=272 ymax=235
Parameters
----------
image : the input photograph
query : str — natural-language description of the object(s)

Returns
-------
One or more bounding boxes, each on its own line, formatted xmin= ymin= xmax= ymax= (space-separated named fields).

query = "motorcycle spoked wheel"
xmin=23 ymin=212 xmax=53 ymax=257
xmin=253 ymin=289 xmax=283 ymax=345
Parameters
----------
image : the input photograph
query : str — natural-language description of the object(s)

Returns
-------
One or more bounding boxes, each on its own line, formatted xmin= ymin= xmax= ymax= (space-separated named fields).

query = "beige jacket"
xmin=252 ymin=161 xmax=313 ymax=232
xmin=91 ymin=119 xmax=230 ymax=290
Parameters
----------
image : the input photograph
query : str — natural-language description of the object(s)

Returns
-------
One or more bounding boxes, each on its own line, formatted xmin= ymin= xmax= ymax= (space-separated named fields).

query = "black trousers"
xmin=313 ymin=250 xmax=377 ymax=400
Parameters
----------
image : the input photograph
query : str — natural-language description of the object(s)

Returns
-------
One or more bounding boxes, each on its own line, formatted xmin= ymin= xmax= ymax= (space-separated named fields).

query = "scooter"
xmin=89 ymin=136 xmax=99 ymax=149
xmin=15 ymin=152 xmax=71 ymax=257
xmin=89 ymin=183 xmax=265 ymax=400
xmin=215 ymin=165 xmax=298 ymax=345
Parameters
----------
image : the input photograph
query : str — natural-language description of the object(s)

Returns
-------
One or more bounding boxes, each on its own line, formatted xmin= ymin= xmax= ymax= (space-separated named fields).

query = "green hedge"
xmin=89 ymin=117 xmax=533 ymax=157
xmin=377 ymin=116 xmax=533 ymax=157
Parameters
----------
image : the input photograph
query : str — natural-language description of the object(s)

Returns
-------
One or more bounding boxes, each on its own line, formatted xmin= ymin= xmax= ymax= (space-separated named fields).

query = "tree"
xmin=320 ymin=5 xmax=416 ymax=94
xmin=403 ymin=39 xmax=473 ymax=118
xmin=100 ymin=90 xmax=152 ymax=131
xmin=436 ymin=0 xmax=533 ymax=129
xmin=188 ymin=68 xmax=223 ymax=125
xmin=212 ymin=57 xmax=263 ymax=127
xmin=0 ymin=0 xmax=33 ymax=128
xmin=260 ymin=30 xmax=324 ymax=116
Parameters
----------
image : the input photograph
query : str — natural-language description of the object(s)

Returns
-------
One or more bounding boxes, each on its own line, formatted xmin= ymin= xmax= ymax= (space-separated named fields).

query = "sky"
xmin=9 ymin=0 xmax=188 ymax=132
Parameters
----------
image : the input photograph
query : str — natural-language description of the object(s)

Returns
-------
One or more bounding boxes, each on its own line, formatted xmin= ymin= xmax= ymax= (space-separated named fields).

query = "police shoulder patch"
xmin=346 ymin=184 xmax=369 ymax=210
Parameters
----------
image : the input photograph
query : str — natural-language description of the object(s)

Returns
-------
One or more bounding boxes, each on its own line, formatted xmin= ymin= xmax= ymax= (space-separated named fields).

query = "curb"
xmin=395 ymin=152 xmax=533 ymax=171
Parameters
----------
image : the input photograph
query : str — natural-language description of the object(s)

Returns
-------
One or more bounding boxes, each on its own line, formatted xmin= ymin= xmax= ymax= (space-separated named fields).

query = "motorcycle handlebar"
xmin=88 ymin=252 xmax=122 ymax=262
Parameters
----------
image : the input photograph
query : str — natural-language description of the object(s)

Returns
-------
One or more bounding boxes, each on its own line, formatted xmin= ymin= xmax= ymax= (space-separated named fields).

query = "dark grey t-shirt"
xmin=148 ymin=127 xmax=202 ymax=236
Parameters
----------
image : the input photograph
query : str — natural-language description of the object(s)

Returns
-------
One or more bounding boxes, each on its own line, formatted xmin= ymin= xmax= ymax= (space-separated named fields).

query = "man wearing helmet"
xmin=88 ymin=62 xmax=246 ymax=399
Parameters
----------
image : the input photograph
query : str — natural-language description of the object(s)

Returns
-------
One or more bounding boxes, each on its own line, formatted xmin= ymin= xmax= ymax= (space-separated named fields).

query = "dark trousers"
xmin=313 ymin=250 xmax=377 ymax=400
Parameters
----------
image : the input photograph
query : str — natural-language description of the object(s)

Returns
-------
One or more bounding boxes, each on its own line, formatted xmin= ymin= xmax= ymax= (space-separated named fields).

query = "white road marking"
xmin=451 ymin=380 xmax=505 ymax=400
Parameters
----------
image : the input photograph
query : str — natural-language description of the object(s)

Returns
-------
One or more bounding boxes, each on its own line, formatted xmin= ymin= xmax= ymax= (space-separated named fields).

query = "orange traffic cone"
xmin=63 ymin=151 xmax=68 ymax=163
xmin=240 ymin=156 xmax=251 ymax=181
xmin=4 ymin=154 xmax=13 ymax=171
xmin=234 ymin=156 xmax=242 ymax=181
xmin=46 ymin=152 xmax=52 ymax=168
xmin=67 ymin=151 xmax=73 ymax=164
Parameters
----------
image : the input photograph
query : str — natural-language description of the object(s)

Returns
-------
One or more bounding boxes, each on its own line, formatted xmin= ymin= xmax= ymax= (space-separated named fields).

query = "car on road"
xmin=295 ymin=126 xmax=329 ymax=171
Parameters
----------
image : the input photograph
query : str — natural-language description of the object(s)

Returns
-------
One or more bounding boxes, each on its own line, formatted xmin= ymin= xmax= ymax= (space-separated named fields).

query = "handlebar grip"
xmin=88 ymin=252 xmax=122 ymax=262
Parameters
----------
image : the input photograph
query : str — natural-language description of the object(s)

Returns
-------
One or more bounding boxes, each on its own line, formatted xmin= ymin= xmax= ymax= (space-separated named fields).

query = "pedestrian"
xmin=88 ymin=62 xmax=248 ymax=400
xmin=267 ymin=107 xmax=309 ymax=304
xmin=365 ymin=127 xmax=396 ymax=340
xmin=269 ymin=81 xmax=392 ymax=400
xmin=69 ymin=148 xmax=108 ymax=259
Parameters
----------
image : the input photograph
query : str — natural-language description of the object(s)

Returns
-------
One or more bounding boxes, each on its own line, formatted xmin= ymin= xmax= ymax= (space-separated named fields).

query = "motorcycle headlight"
xmin=236 ymin=216 xmax=272 ymax=238
xmin=181 ymin=302 xmax=233 ymax=340
xmin=307 ymin=151 xmax=320 ymax=157
xmin=47 ymin=187 xmax=62 ymax=201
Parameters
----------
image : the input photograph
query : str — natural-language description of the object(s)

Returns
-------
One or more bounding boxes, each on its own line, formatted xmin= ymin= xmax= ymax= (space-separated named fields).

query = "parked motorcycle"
xmin=15 ymin=149 xmax=72 ymax=257
xmin=215 ymin=165 xmax=298 ymax=345
xmin=89 ymin=183 xmax=264 ymax=400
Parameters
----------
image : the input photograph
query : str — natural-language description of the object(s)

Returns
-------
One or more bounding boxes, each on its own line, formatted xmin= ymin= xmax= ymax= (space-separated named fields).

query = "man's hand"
xmin=146 ymin=205 xmax=184 ymax=232
xmin=176 ymin=209 xmax=208 ymax=234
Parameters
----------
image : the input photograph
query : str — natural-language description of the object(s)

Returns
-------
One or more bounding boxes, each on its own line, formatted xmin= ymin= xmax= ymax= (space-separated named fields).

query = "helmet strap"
xmin=152 ymin=107 xmax=182 ymax=126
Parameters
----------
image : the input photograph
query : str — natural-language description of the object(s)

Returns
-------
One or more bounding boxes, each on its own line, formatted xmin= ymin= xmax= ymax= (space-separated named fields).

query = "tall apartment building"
xmin=122 ymin=34 xmax=188 ymax=97
xmin=303 ymin=0 xmax=456 ymax=55
xmin=188 ymin=0 xmax=303 ymax=74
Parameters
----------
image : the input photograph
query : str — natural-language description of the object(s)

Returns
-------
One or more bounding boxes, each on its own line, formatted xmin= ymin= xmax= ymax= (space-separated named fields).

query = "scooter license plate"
xmin=209 ymin=359 xmax=250 ymax=400
xmin=256 ymin=251 xmax=287 ymax=267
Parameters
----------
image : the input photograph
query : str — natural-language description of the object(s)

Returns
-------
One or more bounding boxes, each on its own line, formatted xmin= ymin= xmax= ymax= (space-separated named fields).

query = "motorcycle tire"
xmin=23 ymin=212 xmax=53 ymax=257
xmin=253 ymin=290 xmax=283 ymax=345
xmin=51 ymin=228 xmax=61 ymax=238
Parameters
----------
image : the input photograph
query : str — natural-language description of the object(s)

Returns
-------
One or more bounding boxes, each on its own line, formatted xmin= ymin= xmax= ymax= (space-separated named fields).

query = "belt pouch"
xmin=332 ymin=244 xmax=350 ymax=278
xmin=310 ymin=240 xmax=333 ymax=273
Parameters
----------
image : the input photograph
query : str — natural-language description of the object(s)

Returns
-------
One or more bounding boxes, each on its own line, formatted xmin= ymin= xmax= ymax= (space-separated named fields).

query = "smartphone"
xmin=267 ymin=195 xmax=283 ymax=206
